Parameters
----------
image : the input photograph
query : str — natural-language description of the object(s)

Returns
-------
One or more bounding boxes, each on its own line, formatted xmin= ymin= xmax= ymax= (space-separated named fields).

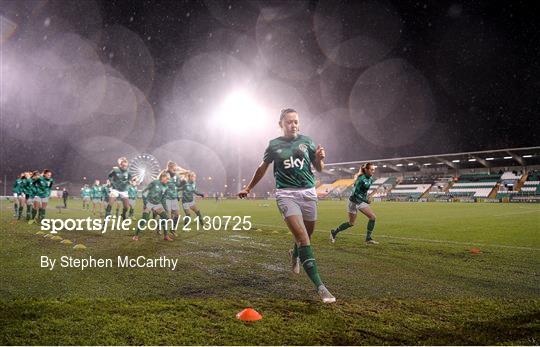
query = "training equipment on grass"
xmin=470 ymin=247 xmax=482 ymax=254
xmin=43 ymin=234 xmax=51 ymax=238
xmin=50 ymin=236 xmax=63 ymax=241
xmin=35 ymin=231 xmax=45 ymax=235
xmin=236 ymin=308 xmax=262 ymax=322
xmin=73 ymin=244 xmax=87 ymax=250
xmin=61 ymin=239 xmax=73 ymax=245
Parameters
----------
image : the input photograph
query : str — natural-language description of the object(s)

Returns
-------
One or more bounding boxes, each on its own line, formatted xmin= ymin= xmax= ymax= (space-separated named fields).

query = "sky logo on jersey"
xmin=283 ymin=156 xmax=305 ymax=169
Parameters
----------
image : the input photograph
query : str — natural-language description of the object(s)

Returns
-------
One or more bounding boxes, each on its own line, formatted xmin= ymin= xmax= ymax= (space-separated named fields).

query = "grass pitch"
xmin=1 ymin=199 xmax=539 ymax=345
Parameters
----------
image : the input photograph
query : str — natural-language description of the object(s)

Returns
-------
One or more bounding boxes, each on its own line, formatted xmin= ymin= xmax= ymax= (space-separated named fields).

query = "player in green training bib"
xmin=163 ymin=161 xmax=189 ymax=226
xmin=330 ymin=163 xmax=379 ymax=244
xmin=29 ymin=169 xmax=54 ymax=224
xmin=91 ymin=180 xmax=104 ymax=217
xmin=81 ymin=184 xmax=92 ymax=210
xmin=21 ymin=172 xmax=35 ymax=221
xmin=180 ymin=172 xmax=205 ymax=225
xmin=106 ymin=157 xmax=133 ymax=220
xmin=238 ymin=108 xmax=336 ymax=304
xmin=133 ymin=170 xmax=172 ymax=241
xmin=12 ymin=173 xmax=25 ymax=219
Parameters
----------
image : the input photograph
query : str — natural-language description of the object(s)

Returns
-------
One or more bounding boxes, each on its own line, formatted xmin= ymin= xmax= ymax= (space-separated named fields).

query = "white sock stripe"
xmin=301 ymin=258 xmax=315 ymax=266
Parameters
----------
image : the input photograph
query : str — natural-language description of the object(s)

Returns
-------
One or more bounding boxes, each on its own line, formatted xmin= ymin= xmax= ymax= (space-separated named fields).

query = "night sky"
xmin=1 ymin=0 xmax=539 ymax=189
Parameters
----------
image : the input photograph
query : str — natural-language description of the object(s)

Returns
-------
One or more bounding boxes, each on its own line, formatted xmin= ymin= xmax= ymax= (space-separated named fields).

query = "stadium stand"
xmin=387 ymin=184 xmax=432 ymax=200
xmin=448 ymin=173 xmax=500 ymax=198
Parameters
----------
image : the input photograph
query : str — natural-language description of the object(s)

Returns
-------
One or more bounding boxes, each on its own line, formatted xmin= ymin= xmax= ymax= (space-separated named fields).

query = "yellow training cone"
xmin=51 ymin=236 xmax=63 ymax=241
xmin=73 ymin=244 xmax=87 ymax=250
xmin=35 ymin=231 xmax=45 ymax=235
xmin=61 ymin=239 xmax=73 ymax=245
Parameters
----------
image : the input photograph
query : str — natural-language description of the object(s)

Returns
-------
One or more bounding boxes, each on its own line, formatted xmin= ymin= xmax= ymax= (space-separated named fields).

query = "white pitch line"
xmin=254 ymin=223 xmax=540 ymax=251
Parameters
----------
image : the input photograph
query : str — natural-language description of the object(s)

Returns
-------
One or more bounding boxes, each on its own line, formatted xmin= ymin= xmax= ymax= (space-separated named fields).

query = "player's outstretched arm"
xmin=238 ymin=161 xmax=270 ymax=198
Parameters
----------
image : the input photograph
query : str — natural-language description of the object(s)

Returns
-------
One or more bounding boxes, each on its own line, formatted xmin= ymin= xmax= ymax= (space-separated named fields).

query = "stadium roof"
xmin=323 ymin=146 xmax=540 ymax=175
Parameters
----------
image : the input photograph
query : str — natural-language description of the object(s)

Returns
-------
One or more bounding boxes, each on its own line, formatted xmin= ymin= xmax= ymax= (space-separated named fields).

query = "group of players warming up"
xmin=13 ymin=108 xmax=378 ymax=304
xmin=12 ymin=170 xmax=55 ymax=224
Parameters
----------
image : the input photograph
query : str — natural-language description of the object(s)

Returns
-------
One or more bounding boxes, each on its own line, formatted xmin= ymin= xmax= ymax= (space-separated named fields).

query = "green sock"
xmin=26 ymin=205 xmax=32 ymax=220
xmin=39 ymin=208 xmax=46 ymax=221
xmin=18 ymin=206 xmax=23 ymax=220
xmin=121 ymin=207 xmax=127 ymax=220
xmin=129 ymin=207 xmax=134 ymax=217
xmin=13 ymin=204 xmax=18 ymax=216
xmin=159 ymin=211 xmax=169 ymax=236
xmin=333 ymin=221 xmax=353 ymax=235
xmin=105 ymin=205 xmax=111 ymax=217
xmin=136 ymin=212 xmax=149 ymax=235
xmin=115 ymin=208 xmax=119 ymax=216
xmin=195 ymin=210 xmax=202 ymax=219
xmin=32 ymin=207 xmax=37 ymax=219
xmin=292 ymin=243 xmax=299 ymax=259
xmin=298 ymin=245 xmax=323 ymax=288
xmin=366 ymin=219 xmax=376 ymax=240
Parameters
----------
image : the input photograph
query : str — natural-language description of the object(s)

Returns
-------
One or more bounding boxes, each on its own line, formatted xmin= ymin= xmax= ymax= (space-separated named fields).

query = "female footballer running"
xmin=133 ymin=170 xmax=172 ymax=241
xmin=330 ymin=163 xmax=378 ymax=244
xmin=238 ymin=108 xmax=336 ymax=303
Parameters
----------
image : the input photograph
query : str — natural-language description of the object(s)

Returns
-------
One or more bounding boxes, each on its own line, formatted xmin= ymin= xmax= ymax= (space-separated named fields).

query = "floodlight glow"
xmin=214 ymin=90 xmax=266 ymax=133
xmin=523 ymin=154 xmax=532 ymax=158
xmin=396 ymin=163 xmax=403 ymax=167
xmin=485 ymin=157 xmax=494 ymax=160
xmin=504 ymin=156 xmax=512 ymax=159
xmin=349 ymin=167 xmax=356 ymax=170
xmin=423 ymin=163 xmax=431 ymax=166
xmin=452 ymin=159 xmax=460 ymax=163
xmin=407 ymin=163 xmax=414 ymax=166
xmin=382 ymin=165 xmax=387 ymax=168
xmin=468 ymin=158 xmax=476 ymax=162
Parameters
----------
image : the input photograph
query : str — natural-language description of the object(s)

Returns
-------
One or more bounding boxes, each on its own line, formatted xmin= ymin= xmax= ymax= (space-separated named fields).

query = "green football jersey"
xmin=128 ymin=185 xmax=138 ymax=200
xmin=101 ymin=185 xmax=110 ymax=200
xmin=142 ymin=180 xmax=168 ymax=205
xmin=81 ymin=187 xmax=92 ymax=198
xmin=181 ymin=181 xmax=203 ymax=203
xmin=13 ymin=178 xmax=23 ymax=194
xmin=108 ymin=167 xmax=132 ymax=192
xmin=263 ymin=135 xmax=317 ymax=189
xmin=91 ymin=185 xmax=103 ymax=199
xmin=164 ymin=171 xmax=183 ymax=200
xmin=34 ymin=177 xmax=54 ymax=198
xmin=349 ymin=174 xmax=373 ymax=204
xmin=22 ymin=178 xmax=36 ymax=197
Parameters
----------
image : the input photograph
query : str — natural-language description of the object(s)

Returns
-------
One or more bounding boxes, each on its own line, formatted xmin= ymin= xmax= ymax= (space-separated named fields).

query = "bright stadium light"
xmin=349 ymin=167 xmax=356 ymax=170
xmin=452 ymin=159 xmax=460 ymax=163
xmin=504 ymin=156 xmax=512 ymax=159
xmin=523 ymin=154 xmax=533 ymax=158
xmin=407 ymin=163 xmax=414 ymax=166
xmin=396 ymin=163 xmax=403 ymax=167
xmin=423 ymin=163 xmax=431 ymax=166
xmin=382 ymin=165 xmax=387 ymax=168
xmin=468 ymin=158 xmax=476 ymax=162
xmin=485 ymin=157 xmax=494 ymax=160
xmin=213 ymin=90 xmax=266 ymax=133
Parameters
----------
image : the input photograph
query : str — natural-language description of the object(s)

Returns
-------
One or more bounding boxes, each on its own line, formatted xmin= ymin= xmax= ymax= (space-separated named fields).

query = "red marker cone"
xmin=470 ymin=247 xmax=481 ymax=254
xmin=236 ymin=308 xmax=262 ymax=321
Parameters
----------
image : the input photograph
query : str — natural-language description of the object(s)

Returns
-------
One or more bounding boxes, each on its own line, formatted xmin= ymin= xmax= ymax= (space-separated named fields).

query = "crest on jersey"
xmin=298 ymin=143 xmax=308 ymax=153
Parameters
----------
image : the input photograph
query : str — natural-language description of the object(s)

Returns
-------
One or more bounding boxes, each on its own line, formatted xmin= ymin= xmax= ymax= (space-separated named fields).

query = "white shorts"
xmin=83 ymin=197 xmax=91 ymax=202
xmin=182 ymin=201 xmax=195 ymax=210
xmin=166 ymin=199 xmax=179 ymax=211
xmin=34 ymin=196 xmax=49 ymax=204
xmin=26 ymin=197 xmax=34 ymax=204
xmin=128 ymin=199 xmax=136 ymax=207
xmin=92 ymin=199 xmax=101 ymax=203
xmin=146 ymin=202 xmax=164 ymax=211
xmin=348 ymin=201 xmax=370 ymax=214
xmin=275 ymin=187 xmax=318 ymax=222
xmin=109 ymin=189 xmax=129 ymax=199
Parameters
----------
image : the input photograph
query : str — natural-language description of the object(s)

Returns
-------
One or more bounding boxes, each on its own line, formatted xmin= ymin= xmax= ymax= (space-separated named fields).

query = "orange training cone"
xmin=470 ymin=247 xmax=481 ymax=254
xmin=236 ymin=308 xmax=262 ymax=322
